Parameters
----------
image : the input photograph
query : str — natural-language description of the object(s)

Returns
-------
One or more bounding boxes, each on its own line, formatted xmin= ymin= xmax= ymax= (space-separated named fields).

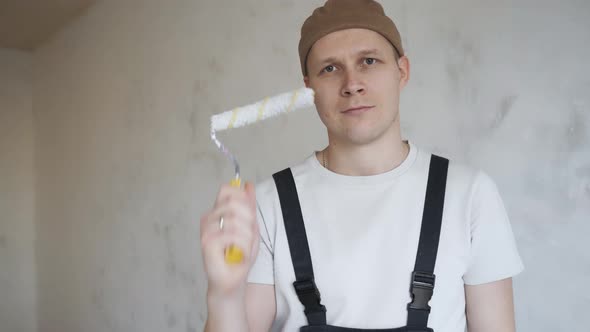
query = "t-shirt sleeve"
xmin=247 ymin=200 xmax=275 ymax=285
xmin=463 ymin=171 xmax=524 ymax=285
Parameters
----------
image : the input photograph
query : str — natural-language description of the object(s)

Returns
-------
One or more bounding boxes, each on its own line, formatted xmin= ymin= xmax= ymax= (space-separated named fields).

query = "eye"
xmin=322 ymin=65 xmax=336 ymax=73
xmin=364 ymin=58 xmax=376 ymax=65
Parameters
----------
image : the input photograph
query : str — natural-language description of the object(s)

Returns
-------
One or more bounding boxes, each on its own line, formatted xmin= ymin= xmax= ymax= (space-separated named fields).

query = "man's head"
xmin=299 ymin=0 xmax=404 ymax=77
xmin=299 ymin=0 xmax=410 ymax=147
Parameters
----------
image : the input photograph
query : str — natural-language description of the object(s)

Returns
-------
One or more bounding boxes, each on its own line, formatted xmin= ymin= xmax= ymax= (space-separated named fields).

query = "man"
xmin=200 ymin=1 xmax=523 ymax=331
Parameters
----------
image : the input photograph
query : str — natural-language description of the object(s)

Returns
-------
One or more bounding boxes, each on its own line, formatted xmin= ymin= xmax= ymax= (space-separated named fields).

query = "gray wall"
xmin=0 ymin=48 xmax=37 ymax=332
xmin=2 ymin=0 xmax=588 ymax=331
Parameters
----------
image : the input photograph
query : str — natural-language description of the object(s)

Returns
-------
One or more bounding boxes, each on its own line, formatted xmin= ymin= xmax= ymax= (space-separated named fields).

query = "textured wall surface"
xmin=31 ymin=0 xmax=589 ymax=331
xmin=0 ymin=48 xmax=36 ymax=332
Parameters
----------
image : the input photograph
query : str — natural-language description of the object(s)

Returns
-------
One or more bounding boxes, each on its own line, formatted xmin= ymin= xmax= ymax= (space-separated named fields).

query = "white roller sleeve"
xmin=211 ymin=87 xmax=315 ymax=132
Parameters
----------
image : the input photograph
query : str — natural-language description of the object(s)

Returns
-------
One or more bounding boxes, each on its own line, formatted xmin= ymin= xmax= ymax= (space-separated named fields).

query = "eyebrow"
xmin=315 ymin=48 xmax=381 ymax=67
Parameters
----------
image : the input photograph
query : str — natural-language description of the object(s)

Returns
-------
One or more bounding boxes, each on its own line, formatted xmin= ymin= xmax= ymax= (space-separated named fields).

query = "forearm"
xmin=204 ymin=291 xmax=249 ymax=332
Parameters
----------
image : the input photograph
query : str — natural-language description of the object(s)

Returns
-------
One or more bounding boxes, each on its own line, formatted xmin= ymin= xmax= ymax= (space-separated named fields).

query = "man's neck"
xmin=321 ymin=130 xmax=409 ymax=176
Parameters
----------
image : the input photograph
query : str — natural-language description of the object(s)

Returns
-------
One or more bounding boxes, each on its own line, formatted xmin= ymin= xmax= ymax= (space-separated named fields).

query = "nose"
xmin=341 ymin=70 xmax=365 ymax=97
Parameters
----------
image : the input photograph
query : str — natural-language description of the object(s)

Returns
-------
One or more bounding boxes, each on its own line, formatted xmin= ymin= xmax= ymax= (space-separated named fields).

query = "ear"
xmin=304 ymin=76 xmax=310 ymax=88
xmin=397 ymin=56 xmax=410 ymax=89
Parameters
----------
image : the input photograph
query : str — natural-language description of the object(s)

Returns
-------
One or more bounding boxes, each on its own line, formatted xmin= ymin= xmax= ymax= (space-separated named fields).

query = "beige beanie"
xmin=298 ymin=0 xmax=404 ymax=76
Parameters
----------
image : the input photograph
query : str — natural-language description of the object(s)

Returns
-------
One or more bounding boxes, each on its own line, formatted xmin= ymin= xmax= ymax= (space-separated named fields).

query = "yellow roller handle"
xmin=225 ymin=177 xmax=245 ymax=264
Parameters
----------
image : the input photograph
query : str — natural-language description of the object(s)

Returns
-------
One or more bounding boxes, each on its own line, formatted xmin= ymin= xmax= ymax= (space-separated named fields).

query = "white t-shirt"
xmin=248 ymin=141 xmax=524 ymax=332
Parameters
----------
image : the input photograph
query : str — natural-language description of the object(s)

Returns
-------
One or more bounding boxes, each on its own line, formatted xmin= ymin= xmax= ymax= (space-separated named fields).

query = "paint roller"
xmin=210 ymin=87 xmax=315 ymax=263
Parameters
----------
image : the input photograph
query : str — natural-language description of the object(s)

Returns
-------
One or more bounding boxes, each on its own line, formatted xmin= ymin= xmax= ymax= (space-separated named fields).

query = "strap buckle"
xmin=293 ymin=279 xmax=326 ymax=315
xmin=407 ymin=271 xmax=435 ymax=312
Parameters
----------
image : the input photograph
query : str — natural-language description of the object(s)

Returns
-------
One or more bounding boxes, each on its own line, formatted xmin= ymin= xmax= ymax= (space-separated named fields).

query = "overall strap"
xmin=406 ymin=154 xmax=449 ymax=331
xmin=273 ymin=168 xmax=327 ymax=326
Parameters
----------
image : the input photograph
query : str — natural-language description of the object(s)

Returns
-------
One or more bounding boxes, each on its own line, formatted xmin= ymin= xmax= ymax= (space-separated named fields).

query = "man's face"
xmin=304 ymin=28 xmax=409 ymax=146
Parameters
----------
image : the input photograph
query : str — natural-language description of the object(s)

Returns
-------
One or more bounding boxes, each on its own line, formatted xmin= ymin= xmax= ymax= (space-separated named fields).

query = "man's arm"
xmin=204 ymin=283 xmax=275 ymax=332
xmin=246 ymin=284 xmax=276 ymax=331
xmin=465 ymin=277 xmax=516 ymax=332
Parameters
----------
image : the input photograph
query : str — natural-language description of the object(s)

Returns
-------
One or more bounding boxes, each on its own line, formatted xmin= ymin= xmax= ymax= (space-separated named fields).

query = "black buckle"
xmin=293 ymin=279 xmax=326 ymax=314
xmin=407 ymin=271 xmax=435 ymax=312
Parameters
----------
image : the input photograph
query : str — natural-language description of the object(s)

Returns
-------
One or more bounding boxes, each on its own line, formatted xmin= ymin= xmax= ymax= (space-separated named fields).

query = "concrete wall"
xmin=28 ymin=0 xmax=590 ymax=331
xmin=0 ymin=48 xmax=36 ymax=332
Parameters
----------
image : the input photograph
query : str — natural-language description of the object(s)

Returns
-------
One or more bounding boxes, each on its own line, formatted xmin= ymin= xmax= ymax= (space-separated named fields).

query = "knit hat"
xmin=298 ymin=0 xmax=404 ymax=76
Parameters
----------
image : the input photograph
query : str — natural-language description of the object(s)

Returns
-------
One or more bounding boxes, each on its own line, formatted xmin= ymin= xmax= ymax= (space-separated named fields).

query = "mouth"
xmin=342 ymin=106 xmax=375 ymax=115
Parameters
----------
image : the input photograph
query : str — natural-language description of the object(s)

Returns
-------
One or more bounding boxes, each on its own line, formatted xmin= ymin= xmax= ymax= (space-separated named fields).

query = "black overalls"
xmin=272 ymin=155 xmax=449 ymax=332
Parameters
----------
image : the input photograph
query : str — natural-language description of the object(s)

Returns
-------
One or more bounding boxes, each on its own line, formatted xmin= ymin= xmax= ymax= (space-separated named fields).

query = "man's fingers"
xmin=205 ymin=230 xmax=253 ymax=262
xmin=214 ymin=184 xmax=248 ymax=209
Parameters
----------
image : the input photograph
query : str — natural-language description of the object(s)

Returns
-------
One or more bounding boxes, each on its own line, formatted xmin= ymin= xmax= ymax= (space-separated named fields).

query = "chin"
xmin=341 ymin=129 xmax=384 ymax=146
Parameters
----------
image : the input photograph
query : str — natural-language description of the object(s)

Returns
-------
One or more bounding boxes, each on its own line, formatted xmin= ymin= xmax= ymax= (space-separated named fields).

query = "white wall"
xmin=31 ymin=0 xmax=589 ymax=331
xmin=0 ymin=48 xmax=37 ymax=332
